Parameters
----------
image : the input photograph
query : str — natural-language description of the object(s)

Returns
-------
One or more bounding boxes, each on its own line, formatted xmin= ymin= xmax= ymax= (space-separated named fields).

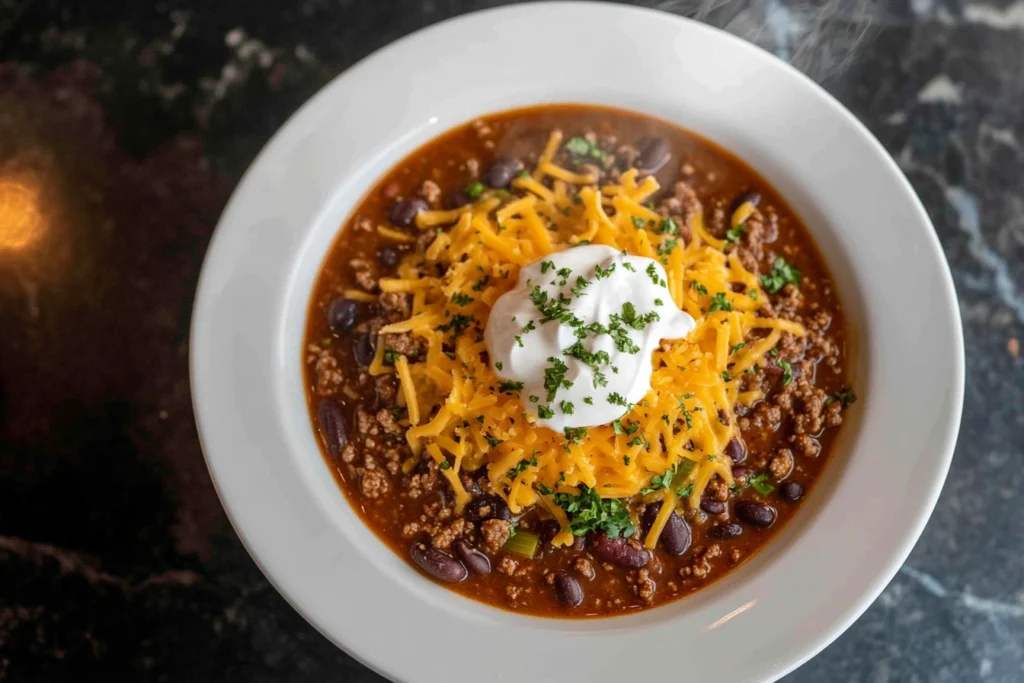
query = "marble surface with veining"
xmin=0 ymin=1 xmax=1021 ymax=681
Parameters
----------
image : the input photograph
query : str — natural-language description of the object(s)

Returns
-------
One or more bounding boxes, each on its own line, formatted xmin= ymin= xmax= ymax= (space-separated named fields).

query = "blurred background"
xmin=1 ymin=0 xmax=1022 ymax=681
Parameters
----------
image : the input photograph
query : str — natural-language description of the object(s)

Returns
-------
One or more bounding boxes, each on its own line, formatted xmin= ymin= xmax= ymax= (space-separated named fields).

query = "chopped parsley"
xmin=657 ymin=238 xmax=679 ymax=256
xmin=537 ymin=405 xmax=555 ymax=419
xmin=382 ymin=349 xmax=404 ymax=364
xmin=760 ymin=256 xmax=801 ymax=293
xmin=646 ymin=262 xmax=667 ymax=287
xmin=656 ymin=217 xmax=680 ymax=235
xmin=529 ymin=395 xmax=539 ymax=403
xmin=563 ymin=136 xmax=607 ymax=161
xmin=691 ymin=280 xmax=708 ymax=296
xmin=498 ymin=380 xmax=524 ymax=394
xmin=607 ymin=392 xmax=631 ymax=407
xmin=622 ymin=262 xmax=636 ymax=272
xmin=707 ymin=292 xmax=733 ymax=313
xmin=472 ymin=275 xmax=490 ymax=291
xmin=506 ymin=455 xmax=538 ymax=480
xmin=556 ymin=267 xmax=572 ymax=286
xmin=631 ymin=216 xmax=645 ymax=230
xmin=583 ymin=397 xmax=593 ymax=405
xmin=484 ymin=433 xmax=503 ymax=448
xmin=436 ymin=313 xmax=475 ymax=338
xmin=730 ymin=342 xmax=746 ymax=354
xmin=654 ymin=298 xmax=664 ymax=306
xmin=464 ymin=181 xmax=485 ymax=199
xmin=827 ymin=387 xmax=858 ymax=407
xmin=776 ymin=358 xmax=794 ymax=385
xmin=495 ymin=361 xmax=503 ymax=371
xmin=594 ymin=263 xmax=616 ymax=280
xmin=570 ymin=276 xmax=591 ymax=297
xmin=553 ymin=484 xmax=635 ymax=538
xmin=725 ymin=224 xmax=745 ymax=242
xmin=563 ymin=426 xmax=588 ymax=445
xmin=536 ymin=483 xmax=554 ymax=495
xmin=543 ymin=357 xmax=573 ymax=401
xmin=612 ymin=419 xmax=639 ymax=436
xmin=640 ymin=468 xmax=675 ymax=495
xmin=623 ymin=455 xmax=631 ymax=465
xmin=560 ymin=400 xmax=575 ymax=415
xmin=677 ymin=396 xmax=694 ymax=430
xmin=439 ymin=460 xmax=450 ymax=470
xmin=540 ymin=260 xmax=555 ymax=274
xmin=450 ymin=292 xmax=474 ymax=306
xmin=748 ymin=472 xmax=775 ymax=495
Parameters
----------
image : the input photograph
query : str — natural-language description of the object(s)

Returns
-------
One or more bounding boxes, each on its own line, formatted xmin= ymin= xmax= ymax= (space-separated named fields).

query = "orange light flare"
xmin=0 ymin=178 xmax=45 ymax=250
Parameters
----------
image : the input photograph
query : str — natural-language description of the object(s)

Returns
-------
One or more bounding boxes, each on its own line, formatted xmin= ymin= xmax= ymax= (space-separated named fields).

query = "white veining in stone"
xmin=917 ymin=74 xmax=963 ymax=104
xmin=963 ymin=1 xmax=1024 ymax=31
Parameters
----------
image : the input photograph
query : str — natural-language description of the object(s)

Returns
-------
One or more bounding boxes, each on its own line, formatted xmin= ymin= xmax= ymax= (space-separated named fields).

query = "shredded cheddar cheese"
xmin=372 ymin=132 xmax=804 ymax=542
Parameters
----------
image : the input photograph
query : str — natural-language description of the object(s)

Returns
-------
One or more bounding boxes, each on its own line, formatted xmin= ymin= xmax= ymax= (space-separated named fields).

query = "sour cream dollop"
xmin=485 ymin=244 xmax=696 ymax=432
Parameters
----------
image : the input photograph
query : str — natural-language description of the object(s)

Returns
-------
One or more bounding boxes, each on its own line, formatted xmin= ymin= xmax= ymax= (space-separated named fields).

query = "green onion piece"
xmin=502 ymin=530 xmax=540 ymax=558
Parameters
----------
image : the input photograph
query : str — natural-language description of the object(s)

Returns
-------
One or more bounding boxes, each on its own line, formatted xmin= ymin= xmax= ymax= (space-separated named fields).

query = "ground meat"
xmin=405 ymin=462 xmax=439 ymax=499
xmin=416 ymin=229 xmax=437 ymax=255
xmin=354 ymin=216 xmax=373 ymax=232
xmin=374 ymin=374 xmax=399 ymax=404
xmin=656 ymin=181 xmax=699 ymax=242
xmin=704 ymin=477 xmax=730 ymax=502
xmin=341 ymin=444 xmax=357 ymax=464
xmin=733 ymin=208 xmax=777 ymax=268
xmin=382 ymin=332 xmax=423 ymax=358
xmin=498 ymin=556 xmax=519 ymax=576
xmin=480 ymin=518 xmax=512 ymax=553
xmin=379 ymin=292 xmax=411 ymax=318
xmin=429 ymin=518 xmax=467 ymax=551
xmin=349 ymin=258 xmax=378 ymax=292
xmin=750 ymin=402 xmax=782 ymax=431
xmin=573 ymin=556 xmax=595 ymax=580
xmin=421 ymin=179 xmax=441 ymax=205
xmin=769 ymin=449 xmax=794 ymax=480
xmin=634 ymin=569 xmax=656 ymax=603
xmin=773 ymin=284 xmax=804 ymax=319
xmin=616 ymin=144 xmax=639 ymax=168
xmin=359 ymin=469 xmax=390 ymax=499
xmin=777 ymin=331 xmax=805 ymax=360
xmin=505 ymin=585 xmax=522 ymax=601
xmin=465 ymin=158 xmax=479 ymax=178
xmin=681 ymin=544 xmax=722 ymax=580
xmin=790 ymin=434 xmax=820 ymax=458
xmin=375 ymin=408 xmax=401 ymax=434
xmin=356 ymin=408 xmax=377 ymax=435
xmin=307 ymin=344 xmax=343 ymax=395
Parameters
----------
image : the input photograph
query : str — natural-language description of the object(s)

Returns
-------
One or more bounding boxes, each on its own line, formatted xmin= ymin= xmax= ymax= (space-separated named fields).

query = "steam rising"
xmin=653 ymin=0 xmax=876 ymax=83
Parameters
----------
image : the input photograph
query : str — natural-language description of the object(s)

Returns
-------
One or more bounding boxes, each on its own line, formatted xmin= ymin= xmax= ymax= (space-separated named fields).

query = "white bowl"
xmin=190 ymin=3 xmax=964 ymax=682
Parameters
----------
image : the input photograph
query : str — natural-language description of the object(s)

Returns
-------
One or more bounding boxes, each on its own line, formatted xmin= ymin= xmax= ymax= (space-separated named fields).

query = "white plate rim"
xmin=190 ymin=4 xmax=965 ymax=683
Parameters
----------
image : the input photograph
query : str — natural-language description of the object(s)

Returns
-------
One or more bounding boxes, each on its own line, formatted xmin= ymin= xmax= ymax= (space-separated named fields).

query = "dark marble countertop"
xmin=1 ymin=0 xmax=1021 ymax=681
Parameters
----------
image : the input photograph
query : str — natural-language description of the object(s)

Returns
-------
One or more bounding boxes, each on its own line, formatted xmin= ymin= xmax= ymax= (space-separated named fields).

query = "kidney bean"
xmin=390 ymin=197 xmax=428 ymax=227
xmin=736 ymin=500 xmax=777 ymax=528
xmin=700 ymin=498 xmax=726 ymax=515
xmin=452 ymin=539 xmax=491 ymax=575
xmin=589 ymin=532 xmax=651 ymax=568
xmin=316 ymin=400 xmax=347 ymax=459
xmin=483 ymin=157 xmax=520 ymax=189
xmin=708 ymin=523 xmax=743 ymax=539
xmin=464 ymin=494 xmax=511 ymax=523
xmin=377 ymin=245 xmax=400 ymax=269
xmin=635 ymin=137 xmax=670 ymax=175
xmin=553 ymin=572 xmax=584 ymax=608
xmin=725 ymin=438 xmax=746 ymax=464
xmin=780 ymin=481 xmax=805 ymax=502
xmin=731 ymin=465 xmax=750 ymax=484
xmin=353 ymin=333 xmax=375 ymax=366
xmin=327 ymin=298 xmax=358 ymax=333
xmin=639 ymin=502 xmax=691 ymax=556
xmin=410 ymin=542 xmax=468 ymax=583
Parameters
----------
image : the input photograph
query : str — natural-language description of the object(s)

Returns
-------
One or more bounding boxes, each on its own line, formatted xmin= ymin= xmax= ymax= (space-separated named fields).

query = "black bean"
xmin=589 ymin=532 xmax=651 ymax=568
xmin=780 ymin=481 xmax=805 ymax=502
xmin=724 ymin=438 xmax=746 ymax=464
xmin=452 ymin=539 xmax=491 ymax=575
xmin=410 ymin=543 xmax=468 ymax=583
xmin=327 ymin=298 xmax=358 ymax=333
xmin=553 ymin=572 xmax=584 ymax=608
xmin=464 ymin=494 xmax=511 ymax=523
xmin=536 ymin=519 xmax=561 ymax=546
xmin=736 ymin=190 xmax=762 ymax=208
xmin=700 ymin=498 xmax=726 ymax=515
xmin=731 ymin=465 xmax=750 ymax=482
xmin=353 ymin=333 xmax=375 ymax=366
xmin=708 ymin=523 xmax=743 ymax=539
xmin=736 ymin=500 xmax=777 ymax=528
xmin=377 ymin=245 xmax=400 ymax=269
xmin=445 ymin=190 xmax=471 ymax=209
xmin=390 ymin=197 xmax=429 ymax=227
xmin=635 ymin=137 xmax=671 ymax=175
xmin=316 ymin=400 xmax=347 ymax=459
xmin=483 ymin=157 xmax=520 ymax=189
